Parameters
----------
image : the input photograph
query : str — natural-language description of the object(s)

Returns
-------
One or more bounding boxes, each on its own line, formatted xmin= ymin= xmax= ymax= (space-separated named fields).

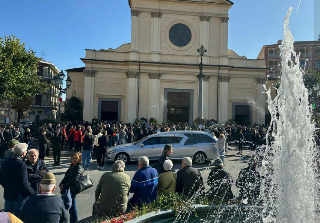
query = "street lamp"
xmin=197 ymin=45 xmax=207 ymax=119
xmin=52 ymin=70 xmax=72 ymax=123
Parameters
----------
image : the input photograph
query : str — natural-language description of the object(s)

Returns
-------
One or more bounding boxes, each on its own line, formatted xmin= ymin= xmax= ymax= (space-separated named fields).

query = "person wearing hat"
xmin=20 ymin=172 xmax=68 ymax=223
xmin=3 ymin=139 xmax=19 ymax=160
xmin=152 ymin=144 xmax=173 ymax=175
xmin=236 ymin=156 xmax=261 ymax=204
xmin=207 ymin=158 xmax=234 ymax=201
xmin=158 ymin=159 xmax=176 ymax=195
xmin=0 ymin=143 xmax=35 ymax=215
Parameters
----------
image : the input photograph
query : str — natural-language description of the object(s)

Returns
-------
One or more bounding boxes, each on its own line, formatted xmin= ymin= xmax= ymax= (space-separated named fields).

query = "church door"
xmin=166 ymin=92 xmax=190 ymax=123
xmin=99 ymin=100 xmax=120 ymax=122
xmin=233 ymin=104 xmax=251 ymax=125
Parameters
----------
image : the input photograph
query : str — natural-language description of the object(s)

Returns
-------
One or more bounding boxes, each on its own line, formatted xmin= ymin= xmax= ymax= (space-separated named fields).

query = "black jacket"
xmin=152 ymin=154 xmax=169 ymax=175
xmin=176 ymin=166 xmax=204 ymax=197
xmin=39 ymin=134 xmax=48 ymax=150
xmin=0 ymin=155 xmax=35 ymax=200
xmin=20 ymin=195 xmax=68 ymax=223
xmin=207 ymin=167 xmax=234 ymax=199
xmin=98 ymin=135 xmax=109 ymax=149
xmin=25 ymin=159 xmax=49 ymax=194
xmin=82 ymin=134 xmax=94 ymax=150
xmin=127 ymin=132 xmax=134 ymax=143
xmin=60 ymin=164 xmax=83 ymax=198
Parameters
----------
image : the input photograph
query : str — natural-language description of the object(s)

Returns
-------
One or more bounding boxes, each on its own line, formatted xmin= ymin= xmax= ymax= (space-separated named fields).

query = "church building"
xmin=66 ymin=0 xmax=267 ymax=125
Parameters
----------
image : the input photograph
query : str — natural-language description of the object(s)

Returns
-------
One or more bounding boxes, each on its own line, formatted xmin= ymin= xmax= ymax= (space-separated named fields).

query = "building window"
xmin=169 ymin=23 xmax=192 ymax=47
xmin=43 ymin=67 xmax=49 ymax=78
xmin=315 ymin=61 xmax=320 ymax=68
xmin=315 ymin=49 xmax=320 ymax=58
xmin=268 ymin=60 xmax=278 ymax=69
xmin=35 ymin=95 xmax=42 ymax=106
xmin=268 ymin=49 xmax=278 ymax=58
xmin=299 ymin=48 xmax=308 ymax=57
xmin=37 ymin=66 xmax=43 ymax=76
xmin=300 ymin=60 xmax=309 ymax=68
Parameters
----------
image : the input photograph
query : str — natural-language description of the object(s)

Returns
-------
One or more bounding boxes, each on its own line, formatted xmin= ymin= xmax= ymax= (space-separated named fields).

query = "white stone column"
xmin=148 ymin=73 xmax=161 ymax=121
xmin=83 ymin=70 xmax=95 ymax=122
xmin=126 ymin=71 xmax=139 ymax=123
xmin=151 ymin=12 xmax=162 ymax=62
xmin=218 ymin=76 xmax=229 ymax=124
xmin=200 ymin=16 xmax=210 ymax=64
xmin=257 ymin=78 xmax=267 ymax=124
xmin=203 ymin=75 xmax=210 ymax=119
xmin=220 ymin=17 xmax=229 ymax=65
xmin=130 ymin=10 xmax=139 ymax=61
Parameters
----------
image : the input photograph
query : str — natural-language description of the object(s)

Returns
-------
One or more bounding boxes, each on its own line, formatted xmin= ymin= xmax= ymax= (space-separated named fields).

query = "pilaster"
xmin=218 ymin=76 xmax=230 ymax=123
xmin=148 ymin=73 xmax=161 ymax=121
xmin=151 ymin=12 xmax=162 ymax=62
xmin=126 ymin=72 xmax=139 ymax=123
xmin=130 ymin=10 xmax=139 ymax=61
xmin=200 ymin=16 xmax=210 ymax=64
xmin=220 ymin=17 xmax=229 ymax=65
xmin=83 ymin=70 xmax=95 ymax=122
xmin=257 ymin=77 xmax=267 ymax=124
xmin=203 ymin=75 xmax=210 ymax=119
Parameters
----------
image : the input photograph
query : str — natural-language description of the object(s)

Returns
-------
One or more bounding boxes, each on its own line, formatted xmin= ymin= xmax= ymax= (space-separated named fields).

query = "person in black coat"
xmin=81 ymin=130 xmax=94 ymax=170
xmin=97 ymin=131 xmax=109 ymax=170
xmin=176 ymin=157 xmax=204 ymax=198
xmin=20 ymin=172 xmax=68 ymax=223
xmin=126 ymin=128 xmax=134 ymax=143
xmin=59 ymin=152 xmax=84 ymax=223
xmin=38 ymin=130 xmax=49 ymax=160
xmin=0 ymin=143 xmax=35 ymax=215
xmin=25 ymin=149 xmax=49 ymax=194
xmin=152 ymin=144 xmax=173 ymax=175
xmin=23 ymin=128 xmax=33 ymax=147
xmin=207 ymin=158 xmax=234 ymax=201
xmin=51 ymin=131 xmax=62 ymax=165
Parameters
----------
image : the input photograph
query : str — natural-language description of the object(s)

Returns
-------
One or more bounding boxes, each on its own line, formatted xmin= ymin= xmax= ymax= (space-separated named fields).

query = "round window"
xmin=169 ymin=23 xmax=192 ymax=47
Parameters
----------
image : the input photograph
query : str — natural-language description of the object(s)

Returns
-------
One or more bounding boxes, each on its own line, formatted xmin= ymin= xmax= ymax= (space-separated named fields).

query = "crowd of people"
xmin=0 ymin=129 xmax=262 ymax=223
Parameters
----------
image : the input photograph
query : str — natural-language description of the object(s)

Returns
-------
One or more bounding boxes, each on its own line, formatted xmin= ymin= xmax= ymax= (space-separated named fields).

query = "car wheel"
xmin=115 ymin=153 xmax=130 ymax=163
xmin=193 ymin=152 xmax=207 ymax=164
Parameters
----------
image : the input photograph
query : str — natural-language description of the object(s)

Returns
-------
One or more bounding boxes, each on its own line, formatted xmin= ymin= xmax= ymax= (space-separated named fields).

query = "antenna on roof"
xmin=41 ymin=51 xmax=45 ymax=60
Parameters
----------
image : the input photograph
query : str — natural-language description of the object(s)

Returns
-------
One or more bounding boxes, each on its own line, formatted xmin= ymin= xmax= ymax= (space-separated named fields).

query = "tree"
xmin=62 ymin=97 xmax=83 ymax=123
xmin=303 ymin=69 xmax=320 ymax=90
xmin=0 ymin=36 xmax=47 ymax=122
xmin=318 ymin=34 xmax=320 ymax=41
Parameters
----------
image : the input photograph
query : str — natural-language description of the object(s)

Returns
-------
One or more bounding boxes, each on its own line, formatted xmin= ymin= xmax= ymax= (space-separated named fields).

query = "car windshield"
xmin=133 ymin=136 xmax=148 ymax=145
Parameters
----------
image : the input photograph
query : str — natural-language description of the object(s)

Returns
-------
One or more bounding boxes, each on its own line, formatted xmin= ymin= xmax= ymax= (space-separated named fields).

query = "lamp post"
xmin=197 ymin=45 xmax=207 ymax=119
xmin=52 ymin=70 xmax=72 ymax=124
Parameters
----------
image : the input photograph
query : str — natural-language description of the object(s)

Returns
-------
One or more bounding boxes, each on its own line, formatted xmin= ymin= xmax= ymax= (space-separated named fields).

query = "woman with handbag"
xmin=59 ymin=152 xmax=83 ymax=223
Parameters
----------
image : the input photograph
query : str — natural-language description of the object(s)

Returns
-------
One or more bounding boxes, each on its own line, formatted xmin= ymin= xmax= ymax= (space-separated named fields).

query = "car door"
xmin=133 ymin=137 xmax=160 ymax=160
xmin=159 ymin=136 xmax=184 ymax=159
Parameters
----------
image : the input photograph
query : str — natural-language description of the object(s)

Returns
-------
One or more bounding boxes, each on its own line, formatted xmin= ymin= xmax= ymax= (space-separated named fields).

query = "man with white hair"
xmin=20 ymin=172 xmax=68 ymax=223
xmin=25 ymin=149 xmax=49 ymax=194
xmin=158 ymin=159 xmax=176 ymax=195
xmin=0 ymin=143 xmax=35 ymax=215
xmin=129 ymin=156 xmax=158 ymax=207
xmin=176 ymin=157 xmax=204 ymax=197
xmin=93 ymin=160 xmax=131 ymax=217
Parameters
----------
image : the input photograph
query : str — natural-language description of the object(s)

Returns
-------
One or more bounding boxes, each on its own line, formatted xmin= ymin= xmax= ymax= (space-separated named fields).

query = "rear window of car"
xmin=159 ymin=137 xmax=183 ymax=144
xmin=184 ymin=133 xmax=215 ymax=145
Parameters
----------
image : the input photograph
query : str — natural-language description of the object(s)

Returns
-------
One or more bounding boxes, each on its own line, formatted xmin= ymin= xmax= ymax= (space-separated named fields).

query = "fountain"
xmin=126 ymin=7 xmax=319 ymax=223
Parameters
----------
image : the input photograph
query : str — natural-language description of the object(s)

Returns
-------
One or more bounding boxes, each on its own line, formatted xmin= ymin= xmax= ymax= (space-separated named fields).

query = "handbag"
xmin=74 ymin=174 xmax=93 ymax=194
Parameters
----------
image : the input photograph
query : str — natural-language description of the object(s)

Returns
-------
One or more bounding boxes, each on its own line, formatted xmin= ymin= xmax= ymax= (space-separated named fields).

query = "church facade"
xmin=66 ymin=0 xmax=268 ymax=125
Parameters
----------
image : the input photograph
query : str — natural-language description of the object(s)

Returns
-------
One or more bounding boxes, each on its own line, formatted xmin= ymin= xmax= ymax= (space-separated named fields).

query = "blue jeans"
xmin=82 ymin=150 xmax=91 ymax=169
xmin=4 ymin=193 xmax=28 ymax=216
xmin=219 ymin=150 xmax=225 ymax=163
xmin=69 ymin=197 xmax=78 ymax=223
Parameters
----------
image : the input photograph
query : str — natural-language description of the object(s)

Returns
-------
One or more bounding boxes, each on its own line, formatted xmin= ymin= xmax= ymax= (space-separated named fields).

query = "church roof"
xmin=228 ymin=49 xmax=247 ymax=59
xmin=105 ymin=43 xmax=131 ymax=53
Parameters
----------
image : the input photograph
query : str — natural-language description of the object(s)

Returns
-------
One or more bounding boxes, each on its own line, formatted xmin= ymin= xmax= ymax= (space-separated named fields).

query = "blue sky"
xmin=0 ymin=0 xmax=317 ymax=74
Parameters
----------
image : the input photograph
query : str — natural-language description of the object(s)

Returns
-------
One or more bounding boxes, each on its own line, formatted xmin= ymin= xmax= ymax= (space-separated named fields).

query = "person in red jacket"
xmin=74 ymin=126 xmax=82 ymax=152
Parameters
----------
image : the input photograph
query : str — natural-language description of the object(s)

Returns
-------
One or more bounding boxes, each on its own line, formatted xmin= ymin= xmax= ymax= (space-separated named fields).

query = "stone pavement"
xmin=0 ymin=144 xmax=256 ymax=222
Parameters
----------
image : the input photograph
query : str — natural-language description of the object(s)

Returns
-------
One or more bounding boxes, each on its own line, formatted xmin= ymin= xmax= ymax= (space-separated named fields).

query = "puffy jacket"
xmin=60 ymin=164 xmax=83 ymax=198
xmin=176 ymin=166 xmax=204 ymax=197
xmin=25 ymin=159 xmax=49 ymax=194
xmin=129 ymin=166 xmax=158 ymax=207
xmin=158 ymin=171 xmax=176 ymax=195
xmin=0 ymin=155 xmax=35 ymax=200
xmin=82 ymin=134 xmax=94 ymax=150
xmin=207 ymin=167 xmax=234 ymax=200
